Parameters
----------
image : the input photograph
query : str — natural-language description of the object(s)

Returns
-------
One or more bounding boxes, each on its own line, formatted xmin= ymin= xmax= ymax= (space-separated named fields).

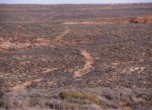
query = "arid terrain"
xmin=0 ymin=3 xmax=152 ymax=110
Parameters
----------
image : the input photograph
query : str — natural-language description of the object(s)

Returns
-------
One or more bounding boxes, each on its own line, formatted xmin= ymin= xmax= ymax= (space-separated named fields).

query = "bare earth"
xmin=74 ymin=49 xmax=94 ymax=77
xmin=0 ymin=3 xmax=152 ymax=110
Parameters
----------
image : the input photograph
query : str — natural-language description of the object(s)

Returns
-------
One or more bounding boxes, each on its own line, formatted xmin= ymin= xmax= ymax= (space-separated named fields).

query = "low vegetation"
xmin=59 ymin=90 xmax=99 ymax=104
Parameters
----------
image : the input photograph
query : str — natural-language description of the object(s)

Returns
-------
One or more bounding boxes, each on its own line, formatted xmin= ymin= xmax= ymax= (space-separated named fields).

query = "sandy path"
xmin=56 ymin=28 xmax=71 ymax=41
xmin=0 ymin=27 xmax=71 ymax=51
xmin=50 ymin=28 xmax=71 ymax=48
xmin=0 ymin=38 xmax=50 ymax=51
xmin=74 ymin=49 xmax=94 ymax=77
xmin=52 ymin=27 xmax=71 ymax=46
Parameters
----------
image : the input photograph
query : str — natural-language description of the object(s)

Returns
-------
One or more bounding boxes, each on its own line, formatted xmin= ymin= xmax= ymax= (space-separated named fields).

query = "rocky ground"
xmin=0 ymin=3 xmax=152 ymax=110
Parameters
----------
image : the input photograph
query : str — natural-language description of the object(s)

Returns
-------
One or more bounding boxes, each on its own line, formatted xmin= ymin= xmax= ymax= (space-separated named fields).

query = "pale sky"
xmin=0 ymin=0 xmax=152 ymax=4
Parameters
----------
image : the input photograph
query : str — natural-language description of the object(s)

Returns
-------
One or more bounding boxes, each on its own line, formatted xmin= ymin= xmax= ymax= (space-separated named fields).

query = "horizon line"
xmin=0 ymin=2 xmax=152 ymax=5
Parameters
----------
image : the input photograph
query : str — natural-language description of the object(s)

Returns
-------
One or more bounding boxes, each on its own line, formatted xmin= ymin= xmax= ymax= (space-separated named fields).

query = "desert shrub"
xmin=59 ymin=90 xmax=99 ymax=104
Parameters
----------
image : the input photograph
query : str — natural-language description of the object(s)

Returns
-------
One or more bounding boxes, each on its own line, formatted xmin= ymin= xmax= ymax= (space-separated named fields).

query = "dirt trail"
xmin=42 ymin=67 xmax=58 ymax=74
xmin=74 ymin=49 xmax=94 ymax=77
xmin=55 ymin=28 xmax=71 ymax=41
xmin=63 ymin=16 xmax=152 ymax=25
xmin=0 ymin=27 xmax=71 ymax=51
xmin=52 ymin=27 xmax=71 ymax=46
xmin=0 ymin=38 xmax=50 ymax=51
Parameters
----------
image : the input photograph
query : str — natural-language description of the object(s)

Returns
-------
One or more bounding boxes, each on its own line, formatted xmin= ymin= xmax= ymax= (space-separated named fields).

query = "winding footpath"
xmin=74 ymin=49 xmax=94 ymax=77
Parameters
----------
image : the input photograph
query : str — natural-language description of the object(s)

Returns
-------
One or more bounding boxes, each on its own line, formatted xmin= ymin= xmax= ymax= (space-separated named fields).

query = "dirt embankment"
xmin=63 ymin=16 xmax=152 ymax=25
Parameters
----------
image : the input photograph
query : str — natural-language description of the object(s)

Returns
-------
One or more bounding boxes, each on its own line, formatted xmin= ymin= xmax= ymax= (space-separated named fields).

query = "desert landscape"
xmin=0 ymin=3 xmax=152 ymax=110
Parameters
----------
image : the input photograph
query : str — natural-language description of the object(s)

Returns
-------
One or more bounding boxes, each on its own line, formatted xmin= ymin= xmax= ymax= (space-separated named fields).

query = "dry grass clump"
xmin=59 ymin=90 xmax=99 ymax=105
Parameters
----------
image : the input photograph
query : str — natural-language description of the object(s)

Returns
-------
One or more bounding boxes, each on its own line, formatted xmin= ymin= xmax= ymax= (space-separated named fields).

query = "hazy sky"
xmin=0 ymin=0 xmax=152 ymax=4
